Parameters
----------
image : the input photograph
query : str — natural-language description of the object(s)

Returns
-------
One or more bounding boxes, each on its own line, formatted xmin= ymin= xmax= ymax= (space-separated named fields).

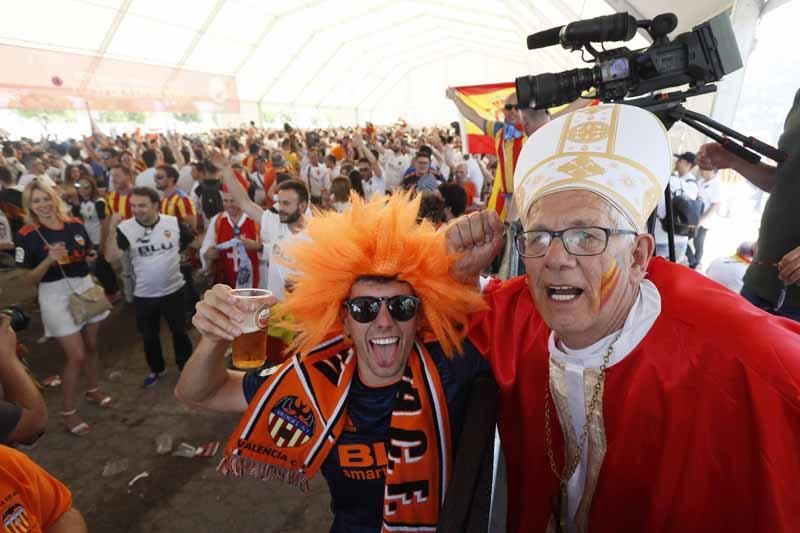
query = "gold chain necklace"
xmin=544 ymin=333 xmax=620 ymax=533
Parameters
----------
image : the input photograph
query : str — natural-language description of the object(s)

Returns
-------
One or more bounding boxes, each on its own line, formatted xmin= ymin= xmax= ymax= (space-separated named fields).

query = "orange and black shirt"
xmin=15 ymin=219 xmax=92 ymax=282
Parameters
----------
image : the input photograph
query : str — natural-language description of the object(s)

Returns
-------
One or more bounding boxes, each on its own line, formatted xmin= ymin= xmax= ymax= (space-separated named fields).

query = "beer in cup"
xmin=51 ymin=242 xmax=69 ymax=265
xmin=230 ymin=288 xmax=272 ymax=369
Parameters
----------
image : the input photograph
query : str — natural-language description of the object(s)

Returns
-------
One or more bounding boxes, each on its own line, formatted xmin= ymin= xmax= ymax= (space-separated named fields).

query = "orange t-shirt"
xmin=0 ymin=446 xmax=72 ymax=532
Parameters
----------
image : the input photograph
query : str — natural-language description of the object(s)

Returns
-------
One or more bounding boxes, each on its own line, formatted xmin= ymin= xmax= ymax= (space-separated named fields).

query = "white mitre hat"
xmin=513 ymin=103 xmax=671 ymax=230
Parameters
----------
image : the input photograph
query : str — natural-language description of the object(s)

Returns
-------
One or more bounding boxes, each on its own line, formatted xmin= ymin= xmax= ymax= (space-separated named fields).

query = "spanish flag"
xmin=452 ymin=83 xmax=516 ymax=155
xmin=451 ymin=83 xmax=522 ymax=221
xmin=451 ymin=84 xmax=594 ymax=221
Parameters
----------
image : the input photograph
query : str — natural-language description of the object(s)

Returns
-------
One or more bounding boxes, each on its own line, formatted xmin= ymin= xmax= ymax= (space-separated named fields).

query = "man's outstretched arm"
xmin=175 ymin=284 xmax=277 ymax=412
xmin=446 ymin=87 xmax=488 ymax=133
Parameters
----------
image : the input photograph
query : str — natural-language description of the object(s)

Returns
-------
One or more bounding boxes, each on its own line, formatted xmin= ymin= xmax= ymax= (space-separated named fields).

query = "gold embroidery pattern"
xmin=547 ymin=360 xmax=608 ymax=533
xmin=515 ymin=104 xmax=667 ymax=229
xmin=556 ymin=111 xmax=575 ymax=154
xmin=557 ymin=155 xmax=604 ymax=181
xmin=567 ymin=121 xmax=610 ymax=144
xmin=605 ymin=105 xmax=620 ymax=154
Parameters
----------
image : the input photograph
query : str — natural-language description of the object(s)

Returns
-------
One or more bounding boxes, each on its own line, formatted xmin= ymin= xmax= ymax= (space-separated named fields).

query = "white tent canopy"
xmin=0 ymin=0 xmax=759 ymax=125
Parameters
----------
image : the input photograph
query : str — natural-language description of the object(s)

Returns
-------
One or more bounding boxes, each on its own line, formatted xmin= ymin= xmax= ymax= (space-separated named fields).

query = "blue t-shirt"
xmin=242 ymin=340 xmax=489 ymax=533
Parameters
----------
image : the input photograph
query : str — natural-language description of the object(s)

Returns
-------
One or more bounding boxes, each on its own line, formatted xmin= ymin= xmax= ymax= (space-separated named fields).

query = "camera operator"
xmin=0 ymin=315 xmax=47 ymax=445
xmin=697 ymin=89 xmax=800 ymax=321
xmin=0 ymin=314 xmax=88 ymax=531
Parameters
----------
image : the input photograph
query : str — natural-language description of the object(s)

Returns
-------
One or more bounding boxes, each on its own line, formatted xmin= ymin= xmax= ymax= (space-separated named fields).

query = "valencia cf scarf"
xmin=219 ymin=336 xmax=452 ymax=532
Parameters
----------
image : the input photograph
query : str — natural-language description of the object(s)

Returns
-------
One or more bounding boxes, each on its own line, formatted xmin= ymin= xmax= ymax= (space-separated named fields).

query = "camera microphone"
xmin=526 ymin=26 xmax=563 ymax=50
xmin=527 ymin=13 xmax=638 ymax=50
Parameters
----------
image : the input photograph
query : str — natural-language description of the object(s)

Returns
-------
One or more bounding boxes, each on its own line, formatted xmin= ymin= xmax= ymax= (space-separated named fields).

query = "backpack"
xmin=196 ymin=179 xmax=223 ymax=221
xmin=661 ymin=179 xmax=704 ymax=237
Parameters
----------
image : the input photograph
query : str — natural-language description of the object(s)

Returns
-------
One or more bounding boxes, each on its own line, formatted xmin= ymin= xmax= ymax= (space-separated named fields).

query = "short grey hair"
xmin=604 ymin=203 xmax=639 ymax=252
xmin=605 ymin=203 xmax=639 ymax=233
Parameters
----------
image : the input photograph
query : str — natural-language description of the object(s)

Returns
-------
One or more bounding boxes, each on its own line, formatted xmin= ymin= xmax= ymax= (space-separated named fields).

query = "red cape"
xmin=469 ymin=257 xmax=800 ymax=532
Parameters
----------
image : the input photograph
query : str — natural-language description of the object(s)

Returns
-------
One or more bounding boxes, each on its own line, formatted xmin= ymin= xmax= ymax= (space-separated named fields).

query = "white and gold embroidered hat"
xmin=513 ymin=103 xmax=671 ymax=230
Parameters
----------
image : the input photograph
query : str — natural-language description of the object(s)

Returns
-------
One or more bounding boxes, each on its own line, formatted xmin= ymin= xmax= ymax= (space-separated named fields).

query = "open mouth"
xmin=368 ymin=336 xmax=400 ymax=368
xmin=546 ymin=285 xmax=584 ymax=302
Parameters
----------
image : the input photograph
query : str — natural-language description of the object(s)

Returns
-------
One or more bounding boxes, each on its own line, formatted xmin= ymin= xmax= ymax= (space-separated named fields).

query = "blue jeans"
xmin=741 ymin=285 xmax=800 ymax=323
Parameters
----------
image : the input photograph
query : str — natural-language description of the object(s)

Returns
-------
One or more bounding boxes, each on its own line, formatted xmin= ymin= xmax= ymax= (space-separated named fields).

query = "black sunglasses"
xmin=343 ymin=295 xmax=421 ymax=323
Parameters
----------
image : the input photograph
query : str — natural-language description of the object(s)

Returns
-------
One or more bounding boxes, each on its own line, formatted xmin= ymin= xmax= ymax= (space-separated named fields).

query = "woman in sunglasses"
xmin=177 ymin=192 xmax=489 ymax=533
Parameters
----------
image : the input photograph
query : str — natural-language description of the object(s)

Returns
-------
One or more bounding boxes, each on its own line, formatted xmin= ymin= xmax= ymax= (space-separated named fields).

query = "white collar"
xmin=548 ymin=280 xmax=661 ymax=370
xmin=223 ymin=211 xmax=248 ymax=228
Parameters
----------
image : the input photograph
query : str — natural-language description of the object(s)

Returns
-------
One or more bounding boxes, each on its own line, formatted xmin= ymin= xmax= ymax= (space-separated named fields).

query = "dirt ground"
xmin=0 ymin=269 xmax=333 ymax=533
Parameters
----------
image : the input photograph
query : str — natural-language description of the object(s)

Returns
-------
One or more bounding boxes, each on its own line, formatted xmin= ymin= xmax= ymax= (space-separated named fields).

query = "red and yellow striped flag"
xmin=451 ymin=83 xmax=521 ymax=221
xmin=452 ymin=83 xmax=516 ymax=155
xmin=451 ymin=83 xmax=594 ymax=221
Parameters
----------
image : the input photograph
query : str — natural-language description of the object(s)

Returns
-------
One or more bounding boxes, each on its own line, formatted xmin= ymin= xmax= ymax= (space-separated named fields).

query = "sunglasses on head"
xmin=343 ymin=295 xmax=421 ymax=323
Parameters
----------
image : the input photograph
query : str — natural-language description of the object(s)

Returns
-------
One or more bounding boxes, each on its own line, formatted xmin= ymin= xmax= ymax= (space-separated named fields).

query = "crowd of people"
xmin=0 ymin=120 xmax=495 ymax=434
xmin=0 ymin=86 xmax=798 ymax=532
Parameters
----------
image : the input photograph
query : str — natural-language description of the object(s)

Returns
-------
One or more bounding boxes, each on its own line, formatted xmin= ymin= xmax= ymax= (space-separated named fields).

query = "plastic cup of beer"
xmin=52 ymin=241 xmax=69 ymax=265
xmin=230 ymin=288 xmax=272 ymax=369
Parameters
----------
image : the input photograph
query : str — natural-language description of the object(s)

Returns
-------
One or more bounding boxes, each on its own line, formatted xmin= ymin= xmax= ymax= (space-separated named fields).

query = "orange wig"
xmin=278 ymin=192 xmax=486 ymax=357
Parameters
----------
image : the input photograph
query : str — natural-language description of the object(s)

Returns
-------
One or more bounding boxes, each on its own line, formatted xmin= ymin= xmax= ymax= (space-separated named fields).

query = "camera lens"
xmin=0 ymin=306 xmax=30 ymax=332
xmin=516 ymin=67 xmax=599 ymax=109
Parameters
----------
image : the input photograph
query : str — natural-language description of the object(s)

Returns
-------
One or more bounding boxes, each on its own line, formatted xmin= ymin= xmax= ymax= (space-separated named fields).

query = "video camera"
xmin=514 ymin=11 xmax=787 ymax=263
xmin=516 ymin=11 xmax=741 ymax=111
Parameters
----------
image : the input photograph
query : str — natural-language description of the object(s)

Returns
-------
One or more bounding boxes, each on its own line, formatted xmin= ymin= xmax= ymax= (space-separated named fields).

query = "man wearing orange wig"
xmin=175 ymin=192 xmax=488 ymax=533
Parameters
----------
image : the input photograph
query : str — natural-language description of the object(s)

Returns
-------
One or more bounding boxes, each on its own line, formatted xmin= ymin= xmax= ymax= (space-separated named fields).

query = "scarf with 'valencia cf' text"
xmin=219 ymin=335 xmax=452 ymax=532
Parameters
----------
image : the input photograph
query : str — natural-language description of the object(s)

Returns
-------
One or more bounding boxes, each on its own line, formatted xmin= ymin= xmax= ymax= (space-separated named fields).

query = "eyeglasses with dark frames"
xmin=515 ymin=227 xmax=638 ymax=258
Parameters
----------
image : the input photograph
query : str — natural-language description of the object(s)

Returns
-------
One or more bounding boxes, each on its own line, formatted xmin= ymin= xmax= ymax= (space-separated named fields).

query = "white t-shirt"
xmin=698 ymin=177 xmax=723 ymax=229
xmin=326 ymin=164 xmax=341 ymax=178
xmin=5 ymin=159 xmax=25 ymax=180
xmin=465 ymin=156 xmax=484 ymax=204
xmin=249 ymin=171 xmax=267 ymax=206
xmin=135 ymin=167 xmax=158 ymax=194
xmin=78 ymin=199 xmax=103 ymax=246
xmin=300 ymin=163 xmax=332 ymax=198
xmin=382 ymin=152 xmax=412 ymax=191
xmin=363 ymin=175 xmax=386 ymax=200
xmin=14 ymin=173 xmax=56 ymax=191
xmin=118 ymin=215 xmax=184 ymax=298
xmin=177 ymin=165 xmax=194 ymax=194
xmin=259 ymin=210 xmax=296 ymax=302
xmin=704 ymin=255 xmax=748 ymax=293
xmin=654 ymin=175 xmax=699 ymax=246
xmin=45 ymin=167 xmax=62 ymax=183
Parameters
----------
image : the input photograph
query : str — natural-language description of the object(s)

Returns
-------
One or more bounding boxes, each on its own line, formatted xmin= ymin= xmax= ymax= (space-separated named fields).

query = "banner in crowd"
xmin=451 ymin=82 xmax=516 ymax=155
xmin=0 ymin=44 xmax=240 ymax=113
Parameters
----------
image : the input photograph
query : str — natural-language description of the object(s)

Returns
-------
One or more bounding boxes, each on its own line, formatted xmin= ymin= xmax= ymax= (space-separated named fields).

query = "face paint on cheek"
xmin=597 ymin=259 xmax=621 ymax=311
